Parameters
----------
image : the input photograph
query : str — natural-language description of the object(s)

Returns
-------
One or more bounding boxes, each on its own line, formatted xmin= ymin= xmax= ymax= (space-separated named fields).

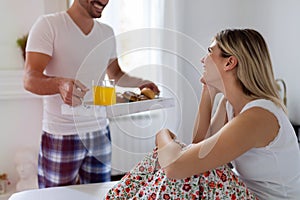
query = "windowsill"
xmin=0 ymin=70 xmax=40 ymax=100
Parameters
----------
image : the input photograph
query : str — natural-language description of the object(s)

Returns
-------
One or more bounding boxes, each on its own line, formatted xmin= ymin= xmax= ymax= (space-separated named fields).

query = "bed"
xmin=8 ymin=181 xmax=118 ymax=200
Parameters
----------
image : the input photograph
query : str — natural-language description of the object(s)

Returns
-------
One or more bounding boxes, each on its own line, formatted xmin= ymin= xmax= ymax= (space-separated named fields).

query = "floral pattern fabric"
xmin=105 ymin=148 xmax=257 ymax=200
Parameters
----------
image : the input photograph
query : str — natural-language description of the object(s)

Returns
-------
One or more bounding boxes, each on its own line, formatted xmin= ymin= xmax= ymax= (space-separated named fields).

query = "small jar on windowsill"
xmin=0 ymin=181 xmax=7 ymax=195
xmin=0 ymin=174 xmax=10 ymax=195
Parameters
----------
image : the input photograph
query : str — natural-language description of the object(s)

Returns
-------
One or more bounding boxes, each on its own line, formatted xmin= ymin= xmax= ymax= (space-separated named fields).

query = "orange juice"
xmin=93 ymin=86 xmax=116 ymax=105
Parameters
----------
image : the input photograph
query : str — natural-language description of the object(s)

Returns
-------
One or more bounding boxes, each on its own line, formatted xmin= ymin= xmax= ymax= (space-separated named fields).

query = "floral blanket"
xmin=105 ymin=148 xmax=257 ymax=200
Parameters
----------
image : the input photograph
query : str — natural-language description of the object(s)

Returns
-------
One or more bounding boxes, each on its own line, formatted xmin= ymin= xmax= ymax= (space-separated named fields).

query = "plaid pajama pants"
xmin=38 ymin=126 xmax=111 ymax=188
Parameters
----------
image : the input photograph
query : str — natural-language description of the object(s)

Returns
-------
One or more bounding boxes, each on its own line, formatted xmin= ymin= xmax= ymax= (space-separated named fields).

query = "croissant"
xmin=141 ymin=88 xmax=156 ymax=99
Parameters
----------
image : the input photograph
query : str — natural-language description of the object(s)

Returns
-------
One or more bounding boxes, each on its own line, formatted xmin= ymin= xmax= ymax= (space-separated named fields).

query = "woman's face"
xmin=201 ymin=40 xmax=227 ymax=91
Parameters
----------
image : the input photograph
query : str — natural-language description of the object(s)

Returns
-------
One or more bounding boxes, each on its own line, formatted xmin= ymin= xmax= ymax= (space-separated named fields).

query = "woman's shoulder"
xmin=241 ymin=99 xmax=282 ymax=115
xmin=240 ymin=99 xmax=286 ymax=127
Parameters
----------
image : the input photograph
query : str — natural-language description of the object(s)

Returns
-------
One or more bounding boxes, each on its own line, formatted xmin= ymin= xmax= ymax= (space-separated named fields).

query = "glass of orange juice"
xmin=93 ymin=79 xmax=116 ymax=106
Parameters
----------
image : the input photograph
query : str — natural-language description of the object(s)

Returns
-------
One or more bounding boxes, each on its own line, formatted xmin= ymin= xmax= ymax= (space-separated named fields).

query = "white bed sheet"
xmin=8 ymin=181 xmax=118 ymax=200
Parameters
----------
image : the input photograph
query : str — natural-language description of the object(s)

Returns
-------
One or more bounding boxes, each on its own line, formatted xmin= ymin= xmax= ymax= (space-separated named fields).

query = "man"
xmin=24 ymin=0 xmax=159 ymax=188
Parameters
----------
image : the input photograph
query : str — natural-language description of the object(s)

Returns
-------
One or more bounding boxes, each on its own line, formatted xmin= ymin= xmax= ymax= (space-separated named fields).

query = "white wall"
xmin=0 ymin=0 xmax=67 ymax=193
xmin=0 ymin=0 xmax=67 ymax=70
xmin=0 ymin=1 xmax=43 ymax=70
xmin=163 ymin=0 xmax=300 ymax=144
xmin=0 ymin=71 xmax=43 ymax=193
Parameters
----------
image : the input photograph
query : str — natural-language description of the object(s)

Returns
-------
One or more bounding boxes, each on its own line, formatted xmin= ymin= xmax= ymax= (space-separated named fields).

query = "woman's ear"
xmin=224 ymin=56 xmax=237 ymax=71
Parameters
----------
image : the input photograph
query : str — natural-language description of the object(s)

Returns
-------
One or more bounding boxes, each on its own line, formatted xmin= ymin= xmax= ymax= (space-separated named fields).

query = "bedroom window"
xmin=100 ymin=0 xmax=164 ymax=93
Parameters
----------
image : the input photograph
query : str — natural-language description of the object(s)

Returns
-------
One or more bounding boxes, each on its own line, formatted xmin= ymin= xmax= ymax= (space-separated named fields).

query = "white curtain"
xmin=100 ymin=0 xmax=164 ymax=84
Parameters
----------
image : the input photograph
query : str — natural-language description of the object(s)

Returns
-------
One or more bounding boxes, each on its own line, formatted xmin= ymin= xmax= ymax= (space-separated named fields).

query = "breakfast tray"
xmin=61 ymin=97 xmax=175 ymax=118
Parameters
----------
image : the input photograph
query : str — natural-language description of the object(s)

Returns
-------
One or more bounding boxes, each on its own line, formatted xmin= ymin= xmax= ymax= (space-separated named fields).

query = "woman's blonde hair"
xmin=214 ymin=29 xmax=286 ymax=112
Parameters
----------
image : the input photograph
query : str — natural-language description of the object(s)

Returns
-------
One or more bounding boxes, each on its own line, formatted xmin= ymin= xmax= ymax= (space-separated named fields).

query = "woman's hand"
xmin=155 ymin=129 xmax=176 ymax=147
xmin=192 ymin=77 xmax=222 ymax=143
xmin=200 ymin=77 xmax=221 ymax=98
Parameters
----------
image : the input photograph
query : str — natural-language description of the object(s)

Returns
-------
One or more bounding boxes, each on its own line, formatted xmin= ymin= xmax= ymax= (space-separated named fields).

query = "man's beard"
xmin=89 ymin=1 xmax=107 ymax=18
xmin=79 ymin=0 xmax=107 ymax=18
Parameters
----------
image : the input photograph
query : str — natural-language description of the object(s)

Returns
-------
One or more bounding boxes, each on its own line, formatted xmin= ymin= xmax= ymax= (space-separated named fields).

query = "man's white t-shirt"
xmin=26 ymin=12 xmax=117 ymax=135
xmin=227 ymin=99 xmax=300 ymax=199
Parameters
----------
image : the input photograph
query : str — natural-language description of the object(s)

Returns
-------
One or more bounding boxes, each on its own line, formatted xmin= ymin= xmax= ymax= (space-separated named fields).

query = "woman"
xmin=105 ymin=29 xmax=300 ymax=199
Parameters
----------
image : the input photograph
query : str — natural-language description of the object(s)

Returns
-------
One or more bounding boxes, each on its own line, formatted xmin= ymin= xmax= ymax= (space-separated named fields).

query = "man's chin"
xmin=90 ymin=13 xmax=102 ymax=18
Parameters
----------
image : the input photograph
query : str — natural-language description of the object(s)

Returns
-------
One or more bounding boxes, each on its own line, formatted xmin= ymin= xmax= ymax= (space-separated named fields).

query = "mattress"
xmin=8 ymin=181 xmax=118 ymax=200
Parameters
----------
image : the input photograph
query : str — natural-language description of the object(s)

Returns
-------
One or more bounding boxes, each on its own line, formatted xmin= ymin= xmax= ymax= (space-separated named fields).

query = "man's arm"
xmin=106 ymin=58 xmax=160 ymax=94
xmin=23 ymin=52 xmax=88 ymax=106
